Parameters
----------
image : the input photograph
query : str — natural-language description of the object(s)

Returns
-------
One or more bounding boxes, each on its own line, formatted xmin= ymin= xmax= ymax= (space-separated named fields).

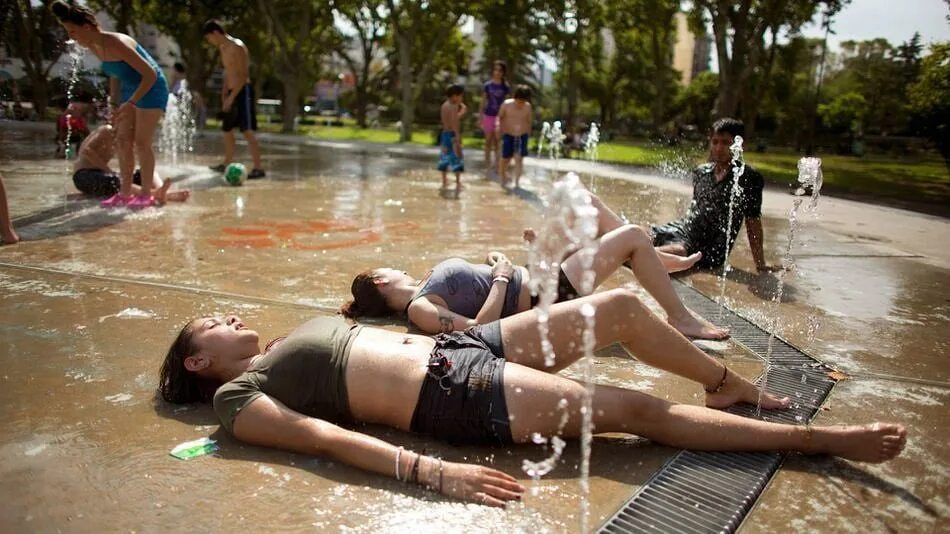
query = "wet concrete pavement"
xmin=0 ymin=121 xmax=946 ymax=531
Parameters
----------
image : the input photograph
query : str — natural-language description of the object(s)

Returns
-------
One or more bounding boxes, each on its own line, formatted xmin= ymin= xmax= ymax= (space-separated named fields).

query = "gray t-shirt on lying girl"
xmin=411 ymin=258 xmax=524 ymax=319
xmin=213 ymin=316 xmax=363 ymax=433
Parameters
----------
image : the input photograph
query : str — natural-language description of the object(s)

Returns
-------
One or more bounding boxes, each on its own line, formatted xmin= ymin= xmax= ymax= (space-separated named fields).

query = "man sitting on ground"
xmin=652 ymin=118 xmax=778 ymax=271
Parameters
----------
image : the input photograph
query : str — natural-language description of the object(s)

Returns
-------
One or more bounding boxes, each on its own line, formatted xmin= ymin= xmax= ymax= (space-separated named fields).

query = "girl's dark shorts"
xmin=410 ymin=321 xmax=514 ymax=445
xmin=529 ymin=267 xmax=581 ymax=307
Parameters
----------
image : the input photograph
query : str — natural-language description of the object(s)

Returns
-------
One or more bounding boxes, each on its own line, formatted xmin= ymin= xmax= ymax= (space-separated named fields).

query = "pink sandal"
xmin=127 ymin=195 xmax=156 ymax=209
xmin=100 ymin=194 xmax=132 ymax=208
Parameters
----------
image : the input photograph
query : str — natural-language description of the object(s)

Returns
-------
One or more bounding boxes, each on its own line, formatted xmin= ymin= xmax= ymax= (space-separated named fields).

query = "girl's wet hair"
xmin=340 ymin=270 xmax=392 ymax=319
xmin=159 ymin=321 xmax=219 ymax=404
xmin=50 ymin=1 xmax=99 ymax=27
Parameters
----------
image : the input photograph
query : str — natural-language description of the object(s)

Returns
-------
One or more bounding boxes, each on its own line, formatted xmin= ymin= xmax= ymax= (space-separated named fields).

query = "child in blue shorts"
xmin=438 ymin=84 xmax=467 ymax=192
xmin=497 ymin=85 xmax=533 ymax=189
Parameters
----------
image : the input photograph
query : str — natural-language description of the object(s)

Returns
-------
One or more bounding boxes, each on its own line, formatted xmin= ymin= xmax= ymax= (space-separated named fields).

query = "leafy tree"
xmin=907 ymin=42 xmax=950 ymax=167
xmin=818 ymin=90 xmax=865 ymax=133
xmin=608 ymin=0 xmax=679 ymax=130
xmin=542 ymin=0 xmax=604 ymax=130
xmin=86 ymin=0 xmax=135 ymax=34
xmin=822 ymin=39 xmax=906 ymax=135
xmin=471 ymin=0 xmax=547 ymax=86
xmin=257 ymin=1 xmax=337 ymax=133
xmin=672 ymin=70 xmax=718 ymax=132
xmin=687 ymin=0 xmax=850 ymax=119
xmin=137 ymin=0 xmax=251 ymax=107
xmin=4 ymin=0 xmax=66 ymax=117
xmin=332 ymin=0 xmax=389 ymax=128
xmin=385 ymin=0 xmax=468 ymax=142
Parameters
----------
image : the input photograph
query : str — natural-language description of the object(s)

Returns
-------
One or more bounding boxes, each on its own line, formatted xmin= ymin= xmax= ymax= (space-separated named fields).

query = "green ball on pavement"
xmin=224 ymin=163 xmax=247 ymax=186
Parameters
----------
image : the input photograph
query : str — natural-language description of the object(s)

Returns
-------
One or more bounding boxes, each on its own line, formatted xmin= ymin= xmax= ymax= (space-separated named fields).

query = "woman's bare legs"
xmin=559 ymin=225 xmax=728 ymax=340
xmin=114 ymin=110 xmax=136 ymax=197
xmin=0 ymin=174 xmax=19 ymax=245
xmin=134 ymin=171 xmax=190 ymax=203
xmin=133 ymin=108 xmax=163 ymax=198
xmin=502 ymin=364 xmax=907 ymax=463
xmin=499 ymin=289 xmax=777 ymax=408
xmin=586 ymin=191 xmax=701 ymax=272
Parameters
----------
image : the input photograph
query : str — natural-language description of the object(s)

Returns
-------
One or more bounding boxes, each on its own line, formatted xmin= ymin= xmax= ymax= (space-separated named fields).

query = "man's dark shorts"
xmin=221 ymin=84 xmax=258 ymax=132
xmin=72 ymin=168 xmax=142 ymax=197
xmin=410 ymin=321 xmax=513 ymax=445
xmin=650 ymin=223 xmax=691 ymax=250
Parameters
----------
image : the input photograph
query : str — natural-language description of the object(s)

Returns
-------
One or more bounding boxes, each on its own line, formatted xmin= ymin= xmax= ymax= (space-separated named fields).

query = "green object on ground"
xmin=224 ymin=163 xmax=247 ymax=186
xmin=170 ymin=437 xmax=219 ymax=460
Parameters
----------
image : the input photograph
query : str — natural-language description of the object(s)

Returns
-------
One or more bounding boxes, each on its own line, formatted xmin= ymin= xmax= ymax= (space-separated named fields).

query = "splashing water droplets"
xmin=159 ymin=81 xmax=197 ymax=168
xmin=757 ymin=158 xmax=823 ymax=417
xmin=525 ymin=172 xmax=599 ymax=530
xmin=63 ymin=41 xmax=84 ymax=210
xmin=717 ymin=135 xmax=745 ymax=318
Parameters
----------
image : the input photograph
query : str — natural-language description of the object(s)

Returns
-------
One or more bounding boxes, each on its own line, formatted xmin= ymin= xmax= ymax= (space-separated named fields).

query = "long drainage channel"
xmin=598 ymin=280 xmax=839 ymax=533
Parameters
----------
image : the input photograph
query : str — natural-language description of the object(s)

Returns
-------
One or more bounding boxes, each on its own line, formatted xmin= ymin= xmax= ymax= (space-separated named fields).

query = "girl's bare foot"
xmin=814 ymin=423 xmax=907 ymax=463
xmin=660 ymin=251 xmax=702 ymax=273
xmin=165 ymin=190 xmax=190 ymax=202
xmin=152 ymin=178 xmax=174 ymax=204
xmin=669 ymin=311 xmax=730 ymax=340
xmin=1 ymin=227 xmax=18 ymax=245
xmin=705 ymin=368 xmax=790 ymax=410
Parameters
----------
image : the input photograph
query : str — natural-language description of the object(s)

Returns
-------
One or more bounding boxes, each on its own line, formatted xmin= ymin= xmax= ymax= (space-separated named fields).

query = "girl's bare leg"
xmin=499 ymin=289 xmax=778 ymax=407
xmin=560 ymin=226 xmax=727 ymax=339
xmin=503 ymin=364 xmax=907 ymax=463
xmin=133 ymin=108 xmax=163 ymax=198
xmin=0 ymin=175 xmax=19 ymax=245
xmin=115 ymin=111 xmax=136 ymax=197
xmin=586 ymin=191 xmax=700 ymax=272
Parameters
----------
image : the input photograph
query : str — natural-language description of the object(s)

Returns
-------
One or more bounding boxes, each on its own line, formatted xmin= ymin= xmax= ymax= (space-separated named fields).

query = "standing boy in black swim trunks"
xmin=651 ymin=118 xmax=778 ymax=271
xmin=203 ymin=20 xmax=265 ymax=179
xmin=497 ymin=85 xmax=532 ymax=190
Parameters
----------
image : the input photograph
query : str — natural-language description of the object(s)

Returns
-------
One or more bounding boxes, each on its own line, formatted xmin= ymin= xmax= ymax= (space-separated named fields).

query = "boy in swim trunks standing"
xmin=497 ymin=85 xmax=533 ymax=190
xmin=203 ymin=20 xmax=265 ymax=179
xmin=438 ymin=84 xmax=467 ymax=192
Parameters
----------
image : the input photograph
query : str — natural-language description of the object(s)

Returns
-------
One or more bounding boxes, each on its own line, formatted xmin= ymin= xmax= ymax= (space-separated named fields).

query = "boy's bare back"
xmin=498 ymin=99 xmax=532 ymax=136
xmin=441 ymin=100 xmax=466 ymax=133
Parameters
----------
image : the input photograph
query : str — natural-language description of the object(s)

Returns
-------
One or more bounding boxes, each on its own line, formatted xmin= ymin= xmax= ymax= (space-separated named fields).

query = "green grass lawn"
xmin=211 ymin=118 xmax=949 ymax=211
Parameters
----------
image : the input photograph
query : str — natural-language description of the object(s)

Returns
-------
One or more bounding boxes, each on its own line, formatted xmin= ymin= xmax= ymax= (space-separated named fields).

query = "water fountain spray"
xmin=756 ymin=157 xmax=823 ymax=416
xmin=584 ymin=122 xmax=601 ymax=191
xmin=546 ymin=121 xmax=566 ymax=165
xmin=716 ymin=135 xmax=745 ymax=317
xmin=63 ymin=40 xmax=84 ymax=210
xmin=537 ymin=122 xmax=551 ymax=158
xmin=525 ymin=172 xmax=599 ymax=530
xmin=159 ymin=81 xmax=197 ymax=168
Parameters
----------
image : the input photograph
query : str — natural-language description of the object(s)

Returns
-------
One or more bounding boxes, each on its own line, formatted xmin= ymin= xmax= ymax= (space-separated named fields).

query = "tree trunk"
xmin=649 ymin=25 xmax=669 ymax=129
xmin=354 ymin=86 xmax=367 ymax=128
xmin=397 ymin=30 xmax=414 ymax=143
xmin=281 ymin=75 xmax=300 ymax=134
xmin=29 ymin=74 xmax=48 ymax=118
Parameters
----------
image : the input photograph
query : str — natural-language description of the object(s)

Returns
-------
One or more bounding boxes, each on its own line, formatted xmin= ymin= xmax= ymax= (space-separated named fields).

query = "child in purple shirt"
xmin=478 ymin=61 xmax=510 ymax=173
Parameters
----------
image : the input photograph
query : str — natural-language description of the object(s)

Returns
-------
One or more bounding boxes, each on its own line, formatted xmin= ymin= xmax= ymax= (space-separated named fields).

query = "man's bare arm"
xmin=746 ymin=217 xmax=779 ymax=272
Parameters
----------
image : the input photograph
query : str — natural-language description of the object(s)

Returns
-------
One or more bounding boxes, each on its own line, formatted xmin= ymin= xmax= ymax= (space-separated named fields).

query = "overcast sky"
xmin=799 ymin=0 xmax=949 ymax=49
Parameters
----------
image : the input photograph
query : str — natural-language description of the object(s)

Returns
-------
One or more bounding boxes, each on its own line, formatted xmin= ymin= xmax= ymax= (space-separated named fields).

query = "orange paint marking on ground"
xmin=290 ymin=231 xmax=382 ymax=251
xmin=208 ymin=220 xmax=410 ymax=250
xmin=208 ymin=237 xmax=276 ymax=249
xmin=221 ymin=227 xmax=271 ymax=236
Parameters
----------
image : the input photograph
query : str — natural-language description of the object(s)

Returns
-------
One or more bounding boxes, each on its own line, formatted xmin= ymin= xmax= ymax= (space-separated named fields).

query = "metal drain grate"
xmin=598 ymin=281 xmax=838 ymax=533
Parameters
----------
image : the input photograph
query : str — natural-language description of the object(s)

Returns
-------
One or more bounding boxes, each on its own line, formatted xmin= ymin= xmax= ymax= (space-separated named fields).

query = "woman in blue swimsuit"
xmin=52 ymin=1 xmax=169 ymax=209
